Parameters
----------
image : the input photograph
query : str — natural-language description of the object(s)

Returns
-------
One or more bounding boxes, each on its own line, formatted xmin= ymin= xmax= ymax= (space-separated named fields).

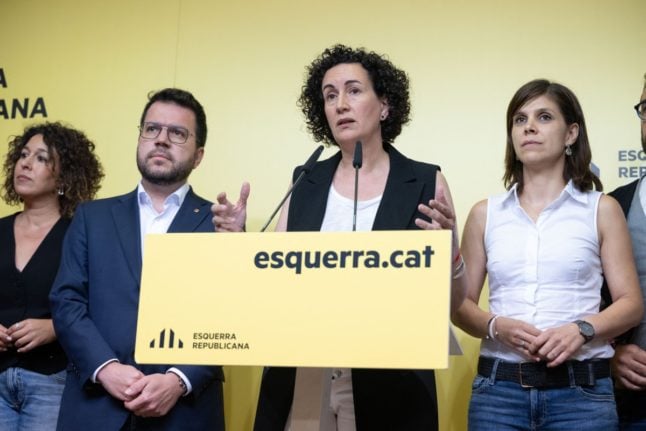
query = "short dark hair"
xmin=298 ymin=44 xmax=410 ymax=148
xmin=140 ymin=88 xmax=207 ymax=148
xmin=503 ymin=79 xmax=602 ymax=193
xmin=3 ymin=122 xmax=104 ymax=217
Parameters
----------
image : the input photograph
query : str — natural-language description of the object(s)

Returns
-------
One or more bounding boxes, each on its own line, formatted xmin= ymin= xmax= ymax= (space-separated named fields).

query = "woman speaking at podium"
xmin=214 ymin=45 xmax=466 ymax=431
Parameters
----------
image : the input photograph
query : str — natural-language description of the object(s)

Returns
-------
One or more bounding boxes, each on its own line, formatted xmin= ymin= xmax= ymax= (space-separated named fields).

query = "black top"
xmin=288 ymin=146 xmax=440 ymax=231
xmin=0 ymin=212 xmax=69 ymax=374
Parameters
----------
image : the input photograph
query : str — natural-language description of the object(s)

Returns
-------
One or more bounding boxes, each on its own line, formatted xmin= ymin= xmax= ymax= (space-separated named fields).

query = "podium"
xmin=135 ymin=230 xmax=456 ymax=429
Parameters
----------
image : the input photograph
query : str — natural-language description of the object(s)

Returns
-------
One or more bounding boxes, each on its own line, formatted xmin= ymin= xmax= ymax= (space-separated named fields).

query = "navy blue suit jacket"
xmin=50 ymin=188 xmax=224 ymax=431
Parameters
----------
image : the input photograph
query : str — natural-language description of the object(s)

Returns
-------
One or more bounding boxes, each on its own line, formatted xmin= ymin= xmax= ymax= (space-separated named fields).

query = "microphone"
xmin=260 ymin=145 xmax=324 ymax=232
xmin=352 ymin=141 xmax=362 ymax=231
xmin=352 ymin=140 xmax=362 ymax=169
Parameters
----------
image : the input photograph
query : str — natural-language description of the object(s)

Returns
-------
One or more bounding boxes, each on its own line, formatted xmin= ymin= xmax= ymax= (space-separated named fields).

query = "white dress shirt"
xmin=480 ymin=181 xmax=613 ymax=361
xmin=93 ymin=182 xmax=193 ymax=394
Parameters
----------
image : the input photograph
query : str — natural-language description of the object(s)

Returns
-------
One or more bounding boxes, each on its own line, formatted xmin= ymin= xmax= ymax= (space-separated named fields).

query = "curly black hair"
xmin=2 ymin=122 xmax=104 ymax=218
xmin=298 ymin=44 xmax=411 ymax=148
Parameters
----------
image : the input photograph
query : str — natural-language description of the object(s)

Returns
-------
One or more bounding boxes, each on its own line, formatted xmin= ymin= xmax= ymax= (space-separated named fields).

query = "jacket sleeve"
xmin=166 ymin=196 xmax=225 ymax=394
xmin=49 ymin=204 xmax=118 ymax=386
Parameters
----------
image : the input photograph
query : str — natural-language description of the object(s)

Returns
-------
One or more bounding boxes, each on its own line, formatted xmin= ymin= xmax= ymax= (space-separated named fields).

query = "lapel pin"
xmin=193 ymin=208 xmax=200 ymax=213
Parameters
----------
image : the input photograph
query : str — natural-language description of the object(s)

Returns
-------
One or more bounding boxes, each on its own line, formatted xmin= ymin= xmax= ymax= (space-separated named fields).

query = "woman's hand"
xmin=415 ymin=181 xmax=459 ymax=255
xmin=6 ymin=319 xmax=57 ymax=353
xmin=493 ymin=316 xmax=543 ymax=361
xmin=527 ymin=323 xmax=585 ymax=367
xmin=415 ymin=183 xmax=455 ymax=230
xmin=0 ymin=324 xmax=11 ymax=351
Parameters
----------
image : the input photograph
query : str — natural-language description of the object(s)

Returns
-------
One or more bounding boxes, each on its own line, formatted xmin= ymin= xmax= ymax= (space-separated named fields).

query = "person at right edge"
xmin=452 ymin=78 xmax=643 ymax=430
xmin=610 ymin=73 xmax=646 ymax=430
xmin=213 ymin=44 xmax=467 ymax=430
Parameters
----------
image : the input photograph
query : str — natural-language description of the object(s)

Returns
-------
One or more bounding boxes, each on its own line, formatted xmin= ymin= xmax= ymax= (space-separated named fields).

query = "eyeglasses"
xmin=635 ymin=100 xmax=646 ymax=121
xmin=139 ymin=122 xmax=194 ymax=144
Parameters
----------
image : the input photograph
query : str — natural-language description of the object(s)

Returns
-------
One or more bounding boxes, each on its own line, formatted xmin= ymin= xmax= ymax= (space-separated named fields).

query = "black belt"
xmin=477 ymin=356 xmax=611 ymax=388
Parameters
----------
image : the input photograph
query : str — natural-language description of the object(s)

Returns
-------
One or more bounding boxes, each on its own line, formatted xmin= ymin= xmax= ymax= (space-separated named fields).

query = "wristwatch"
xmin=575 ymin=320 xmax=595 ymax=344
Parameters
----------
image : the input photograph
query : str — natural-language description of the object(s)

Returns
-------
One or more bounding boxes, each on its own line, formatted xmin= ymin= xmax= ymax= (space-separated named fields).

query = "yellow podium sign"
xmin=135 ymin=230 xmax=452 ymax=369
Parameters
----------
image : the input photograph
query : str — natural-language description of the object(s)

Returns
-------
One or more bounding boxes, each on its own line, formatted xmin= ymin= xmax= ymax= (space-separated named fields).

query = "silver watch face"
xmin=577 ymin=320 xmax=594 ymax=339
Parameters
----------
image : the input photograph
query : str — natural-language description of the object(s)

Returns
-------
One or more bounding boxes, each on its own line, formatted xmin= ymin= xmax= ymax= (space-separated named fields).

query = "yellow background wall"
xmin=1 ymin=1 xmax=645 ymax=429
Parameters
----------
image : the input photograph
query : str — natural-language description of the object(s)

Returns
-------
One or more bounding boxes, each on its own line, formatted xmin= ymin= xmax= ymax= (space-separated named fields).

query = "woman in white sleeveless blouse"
xmin=453 ymin=79 xmax=643 ymax=431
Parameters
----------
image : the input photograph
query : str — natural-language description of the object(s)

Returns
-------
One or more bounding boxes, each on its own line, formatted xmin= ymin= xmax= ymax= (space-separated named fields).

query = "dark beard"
xmin=137 ymin=155 xmax=194 ymax=186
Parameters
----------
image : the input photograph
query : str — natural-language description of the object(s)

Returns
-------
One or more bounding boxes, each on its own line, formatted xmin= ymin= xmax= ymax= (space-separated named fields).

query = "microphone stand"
xmin=260 ymin=145 xmax=324 ymax=232
xmin=260 ymin=169 xmax=307 ymax=233
xmin=352 ymin=141 xmax=362 ymax=232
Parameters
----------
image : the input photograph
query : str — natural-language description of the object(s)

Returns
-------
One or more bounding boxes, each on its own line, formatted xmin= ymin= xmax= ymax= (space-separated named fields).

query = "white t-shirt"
xmin=320 ymin=185 xmax=382 ymax=232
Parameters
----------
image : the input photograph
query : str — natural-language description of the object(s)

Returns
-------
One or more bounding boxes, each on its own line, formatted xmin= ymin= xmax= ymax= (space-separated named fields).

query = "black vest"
xmin=256 ymin=147 xmax=440 ymax=431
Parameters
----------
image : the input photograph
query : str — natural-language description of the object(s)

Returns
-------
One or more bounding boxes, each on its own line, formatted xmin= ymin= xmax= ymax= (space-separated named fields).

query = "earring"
xmin=58 ymin=188 xmax=64 ymax=196
xmin=565 ymin=145 xmax=573 ymax=156
xmin=380 ymin=113 xmax=387 ymax=121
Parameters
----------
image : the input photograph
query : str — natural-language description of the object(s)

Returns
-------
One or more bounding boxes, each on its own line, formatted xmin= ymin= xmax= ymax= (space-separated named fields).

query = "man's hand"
xmin=211 ymin=182 xmax=250 ymax=232
xmin=97 ymin=362 xmax=145 ymax=401
xmin=612 ymin=344 xmax=646 ymax=390
xmin=123 ymin=373 xmax=184 ymax=417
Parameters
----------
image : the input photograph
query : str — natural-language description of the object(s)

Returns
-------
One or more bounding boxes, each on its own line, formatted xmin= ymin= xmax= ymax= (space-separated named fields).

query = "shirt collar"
xmin=499 ymin=179 xmax=588 ymax=209
xmin=562 ymin=180 xmax=589 ymax=205
xmin=137 ymin=182 xmax=190 ymax=208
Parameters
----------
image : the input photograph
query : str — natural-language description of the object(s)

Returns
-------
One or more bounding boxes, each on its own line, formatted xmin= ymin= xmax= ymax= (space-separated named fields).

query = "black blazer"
xmin=255 ymin=147 xmax=440 ymax=431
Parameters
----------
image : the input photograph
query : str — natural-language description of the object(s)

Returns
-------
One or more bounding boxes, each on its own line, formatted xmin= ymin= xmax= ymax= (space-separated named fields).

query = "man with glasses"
xmin=609 ymin=74 xmax=646 ymax=429
xmin=50 ymin=88 xmax=224 ymax=430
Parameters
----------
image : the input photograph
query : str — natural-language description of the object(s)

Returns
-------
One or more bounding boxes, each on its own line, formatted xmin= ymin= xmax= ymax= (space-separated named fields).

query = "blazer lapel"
xmin=168 ymin=188 xmax=212 ymax=233
xmin=373 ymin=147 xmax=425 ymax=231
xmin=111 ymin=190 xmax=143 ymax=283
xmin=288 ymin=152 xmax=340 ymax=231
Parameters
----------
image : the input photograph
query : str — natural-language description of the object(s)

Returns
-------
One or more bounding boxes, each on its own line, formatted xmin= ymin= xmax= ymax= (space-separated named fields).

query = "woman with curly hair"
xmin=0 ymin=122 xmax=103 ymax=430
xmin=227 ymin=44 xmax=464 ymax=431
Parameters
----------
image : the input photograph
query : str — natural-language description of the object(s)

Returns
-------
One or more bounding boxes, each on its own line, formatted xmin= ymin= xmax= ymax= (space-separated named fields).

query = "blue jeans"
xmin=468 ymin=365 xmax=617 ymax=430
xmin=0 ymin=367 xmax=66 ymax=431
xmin=616 ymin=389 xmax=646 ymax=430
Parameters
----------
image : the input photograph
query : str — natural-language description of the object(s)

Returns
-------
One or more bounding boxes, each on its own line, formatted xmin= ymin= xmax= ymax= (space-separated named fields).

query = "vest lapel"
xmin=372 ymin=147 xmax=424 ymax=230
xmin=289 ymin=148 xmax=428 ymax=231
xmin=288 ymin=152 xmax=340 ymax=231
